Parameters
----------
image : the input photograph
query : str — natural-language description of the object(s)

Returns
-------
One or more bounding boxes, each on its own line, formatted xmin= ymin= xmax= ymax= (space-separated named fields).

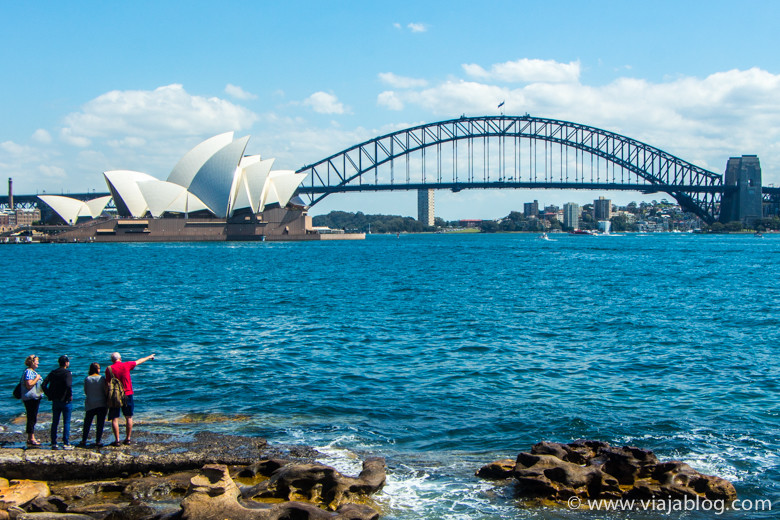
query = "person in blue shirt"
xmin=21 ymin=355 xmax=43 ymax=446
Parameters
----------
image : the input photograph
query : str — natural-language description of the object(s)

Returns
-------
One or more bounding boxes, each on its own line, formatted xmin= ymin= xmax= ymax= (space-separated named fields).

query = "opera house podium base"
xmin=45 ymin=207 xmax=365 ymax=243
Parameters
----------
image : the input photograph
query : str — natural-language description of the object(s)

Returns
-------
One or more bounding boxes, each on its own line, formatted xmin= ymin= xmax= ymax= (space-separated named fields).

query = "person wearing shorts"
xmin=105 ymin=352 xmax=155 ymax=446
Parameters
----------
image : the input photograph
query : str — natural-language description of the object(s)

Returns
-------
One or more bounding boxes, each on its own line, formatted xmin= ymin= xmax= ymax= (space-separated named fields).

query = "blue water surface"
xmin=1 ymin=233 xmax=777 ymax=519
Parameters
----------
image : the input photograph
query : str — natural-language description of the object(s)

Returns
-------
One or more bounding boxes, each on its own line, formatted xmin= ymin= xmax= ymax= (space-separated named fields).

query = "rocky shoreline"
xmin=1 ymin=432 xmax=741 ymax=519
xmin=0 ymin=431 xmax=385 ymax=520
xmin=477 ymin=440 xmax=737 ymax=506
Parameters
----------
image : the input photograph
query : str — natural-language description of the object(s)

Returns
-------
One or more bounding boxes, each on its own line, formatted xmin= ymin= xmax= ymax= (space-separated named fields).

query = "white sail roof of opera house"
xmin=167 ymin=132 xmax=234 ymax=189
xmin=135 ymin=180 xmax=210 ymax=218
xmin=262 ymin=170 xmax=308 ymax=209
xmin=232 ymin=156 xmax=275 ymax=214
xmin=104 ymin=170 xmax=157 ymax=218
xmin=38 ymin=194 xmax=111 ymax=225
xmin=99 ymin=133 xmax=307 ymax=220
xmin=186 ymin=135 xmax=250 ymax=219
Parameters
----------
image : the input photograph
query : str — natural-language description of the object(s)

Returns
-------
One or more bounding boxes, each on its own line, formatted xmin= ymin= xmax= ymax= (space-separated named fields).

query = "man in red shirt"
xmin=106 ymin=351 xmax=155 ymax=446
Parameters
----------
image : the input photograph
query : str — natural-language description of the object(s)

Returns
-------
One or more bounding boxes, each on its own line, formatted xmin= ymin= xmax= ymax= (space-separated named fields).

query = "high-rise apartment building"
xmin=563 ymin=203 xmax=580 ymax=230
xmin=523 ymin=200 xmax=539 ymax=218
xmin=594 ymin=196 xmax=612 ymax=221
xmin=417 ymin=189 xmax=435 ymax=226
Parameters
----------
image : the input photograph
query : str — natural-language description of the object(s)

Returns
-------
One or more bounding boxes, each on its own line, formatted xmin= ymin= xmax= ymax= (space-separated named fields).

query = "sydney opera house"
xmin=38 ymin=133 xmax=359 ymax=242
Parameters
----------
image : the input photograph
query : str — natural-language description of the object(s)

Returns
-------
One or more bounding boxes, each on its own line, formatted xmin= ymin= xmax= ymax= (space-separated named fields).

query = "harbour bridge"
xmin=3 ymin=115 xmax=777 ymax=224
xmin=294 ymin=115 xmax=770 ymax=225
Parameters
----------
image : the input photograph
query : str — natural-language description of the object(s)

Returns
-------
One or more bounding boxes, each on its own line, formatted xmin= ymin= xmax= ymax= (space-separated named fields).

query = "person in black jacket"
xmin=42 ymin=355 xmax=73 ymax=450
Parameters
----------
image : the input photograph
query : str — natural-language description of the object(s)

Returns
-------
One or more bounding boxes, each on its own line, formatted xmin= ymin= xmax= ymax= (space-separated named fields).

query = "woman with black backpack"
xmin=20 ymin=355 xmax=43 ymax=446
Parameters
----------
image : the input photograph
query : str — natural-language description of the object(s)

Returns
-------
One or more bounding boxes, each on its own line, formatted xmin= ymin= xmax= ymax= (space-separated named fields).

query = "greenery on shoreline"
xmin=312 ymin=206 xmax=780 ymax=234
xmin=312 ymin=211 xmax=444 ymax=233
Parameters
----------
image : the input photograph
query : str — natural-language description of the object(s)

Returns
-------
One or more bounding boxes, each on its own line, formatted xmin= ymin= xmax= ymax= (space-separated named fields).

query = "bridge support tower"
xmin=719 ymin=155 xmax=762 ymax=225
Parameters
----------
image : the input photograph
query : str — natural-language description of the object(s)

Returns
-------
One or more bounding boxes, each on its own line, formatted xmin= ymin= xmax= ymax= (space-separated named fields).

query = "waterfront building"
xmin=0 ymin=208 xmax=41 ymax=232
xmin=459 ymin=219 xmax=483 ymax=228
xmin=563 ymin=203 xmax=580 ymax=230
xmin=524 ymin=200 xmax=539 ymax=218
xmin=417 ymin=189 xmax=435 ymax=226
xmin=594 ymin=196 xmax=612 ymax=220
xmin=32 ymin=133 xmax=360 ymax=242
xmin=39 ymin=133 xmax=307 ymax=223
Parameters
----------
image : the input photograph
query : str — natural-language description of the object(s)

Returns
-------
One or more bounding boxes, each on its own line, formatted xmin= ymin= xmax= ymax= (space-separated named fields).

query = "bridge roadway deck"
xmin=1 ymin=183 xmax=775 ymax=206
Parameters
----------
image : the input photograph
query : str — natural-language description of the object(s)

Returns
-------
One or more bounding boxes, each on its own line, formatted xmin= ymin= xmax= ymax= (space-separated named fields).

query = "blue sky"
xmin=2 ymin=1 xmax=779 ymax=219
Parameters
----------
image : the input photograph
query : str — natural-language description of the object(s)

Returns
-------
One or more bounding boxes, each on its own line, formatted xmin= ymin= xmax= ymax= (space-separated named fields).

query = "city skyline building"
xmin=524 ymin=200 xmax=539 ymax=218
xmin=594 ymin=196 xmax=612 ymax=221
xmin=563 ymin=203 xmax=580 ymax=230
xmin=418 ymin=189 xmax=435 ymax=226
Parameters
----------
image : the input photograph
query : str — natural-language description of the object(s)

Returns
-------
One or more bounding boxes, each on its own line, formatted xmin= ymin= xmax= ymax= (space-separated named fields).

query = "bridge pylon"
xmin=719 ymin=155 xmax=762 ymax=224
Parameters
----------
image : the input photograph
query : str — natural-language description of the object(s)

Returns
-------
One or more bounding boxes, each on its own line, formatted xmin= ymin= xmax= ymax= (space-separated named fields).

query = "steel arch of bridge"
xmin=296 ymin=115 xmax=727 ymax=223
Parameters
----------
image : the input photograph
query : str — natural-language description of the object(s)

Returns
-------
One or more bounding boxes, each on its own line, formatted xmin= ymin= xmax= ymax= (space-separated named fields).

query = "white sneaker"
xmin=62 ymin=444 xmax=74 ymax=450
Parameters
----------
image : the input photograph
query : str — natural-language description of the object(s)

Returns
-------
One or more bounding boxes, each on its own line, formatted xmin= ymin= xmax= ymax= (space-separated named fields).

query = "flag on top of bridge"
xmin=498 ymin=101 xmax=505 ymax=109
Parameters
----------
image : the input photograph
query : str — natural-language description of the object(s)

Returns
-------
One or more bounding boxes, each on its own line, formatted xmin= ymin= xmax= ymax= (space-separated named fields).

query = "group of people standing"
xmin=19 ymin=352 xmax=156 ymax=449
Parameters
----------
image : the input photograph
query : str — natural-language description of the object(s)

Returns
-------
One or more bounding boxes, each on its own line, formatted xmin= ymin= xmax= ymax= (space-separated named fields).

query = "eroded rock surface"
xmin=0 ymin=432 xmax=267 ymax=481
xmin=0 ymin=432 xmax=383 ymax=520
xmin=181 ymin=464 xmax=380 ymax=520
xmin=477 ymin=440 xmax=737 ymax=504
xmin=242 ymin=457 xmax=386 ymax=510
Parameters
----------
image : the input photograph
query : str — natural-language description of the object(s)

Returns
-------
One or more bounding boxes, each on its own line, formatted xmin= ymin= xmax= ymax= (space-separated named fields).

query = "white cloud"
xmin=377 ymin=91 xmax=404 ymax=111
xmin=32 ymin=129 xmax=52 ymax=144
xmin=60 ymin=84 xmax=258 ymax=144
xmin=107 ymin=136 xmax=147 ymax=148
xmin=303 ymin=91 xmax=346 ymax=114
xmin=393 ymin=22 xmax=401 ymax=30
xmin=1 ymin=141 xmax=30 ymax=156
xmin=407 ymin=23 xmax=427 ymax=33
xmin=38 ymin=164 xmax=66 ymax=179
xmin=9 ymin=60 xmax=780 ymax=218
xmin=380 ymin=65 xmax=780 ymax=181
xmin=378 ymin=72 xmax=428 ymax=89
xmin=225 ymin=83 xmax=257 ymax=100
xmin=463 ymin=58 xmax=581 ymax=84
xmin=394 ymin=80 xmax=509 ymax=116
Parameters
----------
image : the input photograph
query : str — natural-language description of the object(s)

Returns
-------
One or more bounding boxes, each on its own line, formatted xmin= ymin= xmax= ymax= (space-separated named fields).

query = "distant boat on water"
xmin=569 ymin=229 xmax=595 ymax=235
xmin=539 ymin=232 xmax=550 ymax=241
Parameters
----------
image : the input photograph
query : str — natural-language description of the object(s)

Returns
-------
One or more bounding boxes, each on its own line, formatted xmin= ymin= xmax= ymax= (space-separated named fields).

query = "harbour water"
xmin=1 ymin=233 xmax=778 ymax=518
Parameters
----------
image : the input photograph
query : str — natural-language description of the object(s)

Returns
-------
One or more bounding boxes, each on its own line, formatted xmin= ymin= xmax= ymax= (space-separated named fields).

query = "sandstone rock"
xmin=650 ymin=461 xmax=736 ymax=501
xmin=15 ymin=514 xmax=95 ymax=520
xmin=181 ymin=463 xmax=382 ymax=520
xmin=66 ymin=503 xmax=122 ymax=516
xmin=180 ymin=464 xmax=264 ymax=520
xmin=480 ymin=441 xmax=737 ymax=506
xmin=26 ymin=495 xmax=67 ymax=513
xmin=0 ymin=432 xmax=267 ymax=481
xmin=334 ymin=503 xmax=380 ymax=520
xmin=475 ymin=459 xmax=515 ymax=480
xmin=246 ymin=457 xmax=385 ymax=510
xmin=588 ymin=444 xmax=658 ymax=485
xmin=235 ymin=459 xmax=288 ymax=479
xmin=50 ymin=481 xmax=124 ymax=502
xmin=103 ymin=501 xmax=157 ymax=520
xmin=120 ymin=472 xmax=196 ymax=501
xmin=513 ymin=453 xmax=620 ymax=499
xmin=0 ymin=480 xmax=50 ymax=509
